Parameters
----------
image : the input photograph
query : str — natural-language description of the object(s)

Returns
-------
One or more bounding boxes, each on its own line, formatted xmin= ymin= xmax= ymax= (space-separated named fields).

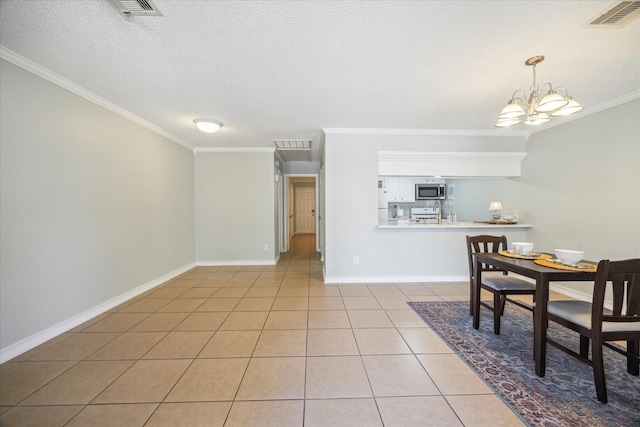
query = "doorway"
xmin=283 ymin=175 xmax=318 ymax=252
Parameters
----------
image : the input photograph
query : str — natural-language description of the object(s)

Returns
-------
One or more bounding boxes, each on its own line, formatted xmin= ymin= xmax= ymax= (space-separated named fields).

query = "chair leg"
xmin=500 ymin=295 xmax=507 ymax=315
xmin=493 ymin=292 xmax=501 ymax=335
xmin=592 ymin=338 xmax=607 ymax=403
xmin=579 ymin=335 xmax=590 ymax=359
xmin=628 ymin=340 xmax=639 ymax=376
xmin=470 ymin=281 xmax=474 ymax=316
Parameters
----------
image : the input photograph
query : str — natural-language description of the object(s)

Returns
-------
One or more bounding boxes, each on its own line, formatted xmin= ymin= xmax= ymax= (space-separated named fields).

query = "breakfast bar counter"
xmin=377 ymin=221 xmax=533 ymax=229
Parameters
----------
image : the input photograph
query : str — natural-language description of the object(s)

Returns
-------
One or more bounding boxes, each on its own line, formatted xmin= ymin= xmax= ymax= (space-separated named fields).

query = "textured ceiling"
xmin=1 ymin=1 xmax=638 ymax=162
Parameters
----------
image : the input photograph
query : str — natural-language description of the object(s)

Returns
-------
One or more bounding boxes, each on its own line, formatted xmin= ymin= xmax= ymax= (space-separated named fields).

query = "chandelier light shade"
xmin=193 ymin=118 xmax=223 ymax=133
xmin=495 ymin=56 xmax=583 ymax=128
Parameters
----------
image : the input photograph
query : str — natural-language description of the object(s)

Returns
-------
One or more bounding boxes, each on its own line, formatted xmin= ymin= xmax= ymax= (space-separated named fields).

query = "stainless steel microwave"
xmin=415 ymin=183 xmax=446 ymax=200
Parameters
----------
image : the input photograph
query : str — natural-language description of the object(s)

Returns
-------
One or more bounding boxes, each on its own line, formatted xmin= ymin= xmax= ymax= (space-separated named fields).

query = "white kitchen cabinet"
xmin=385 ymin=177 xmax=416 ymax=202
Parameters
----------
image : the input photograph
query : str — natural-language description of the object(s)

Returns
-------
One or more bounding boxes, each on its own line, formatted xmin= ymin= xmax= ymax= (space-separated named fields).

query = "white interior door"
xmin=295 ymin=188 xmax=315 ymax=234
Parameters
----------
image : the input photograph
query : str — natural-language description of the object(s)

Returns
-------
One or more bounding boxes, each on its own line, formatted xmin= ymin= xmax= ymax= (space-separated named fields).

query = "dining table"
xmin=472 ymin=251 xmax=597 ymax=377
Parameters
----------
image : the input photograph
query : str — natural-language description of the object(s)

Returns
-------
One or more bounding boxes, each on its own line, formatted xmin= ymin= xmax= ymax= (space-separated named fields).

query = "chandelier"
xmin=495 ymin=56 xmax=583 ymax=128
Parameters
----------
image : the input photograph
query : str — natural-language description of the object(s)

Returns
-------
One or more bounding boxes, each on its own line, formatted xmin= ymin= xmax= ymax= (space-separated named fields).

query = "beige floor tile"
xmin=277 ymin=286 xmax=310 ymax=296
xmin=173 ymin=312 xmax=229 ymax=331
xmin=338 ymin=285 xmax=373 ymax=296
xmin=347 ymin=309 xmax=393 ymax=328
xmin=271 ymin=296 xmax=309 ymax=310
xmin=304 ymin=398 xmax=383 ymax=427
xmin=21 ymin=361 xmax=133 ymax=405
xmin=305 ymin=356 xmax=372 ymax=398
xmin=10 ymin=333 xmax=76 ymax=360
xmin=376 ymin=396 xmax=463 ymax=427
xmin=211 ymin=288 xmax=248 ymax=298
xmin=166 ymin=358 xmax=249 ymax=401
xmin=253 ymin=330 xmax=307 ymax=357
xmin=307 ymin=329 xmax=359 ymax=356
xmin=424 ymin=284 xmax=467 ymax=297
xmin=225 ymin=400 xmax=304 ymax=427
xmin=116 ymin=298 xmax=170 ymax=312
xmin=417 ymin=354 xmax=492 ymax=395
xmin=0 ymin=405 xmax=83 ymax=427
xmin=245 ymin=286 xmax=280 ymax=297
xmin=199 ymin=330 xmax=260 ymax=358
xmin=129 ymin=312 xmax=189 ymax=332
xmin=396 ymin=284 xmax=434 ymax=296
xmin=86 ymin=332 xmax=166 ymax=360
xmin=233 ymin=297 xmax=275 ymax=311
xmin=363 ymin=355 xmax=439 ymax=397
xmin=368 ymin=285 xmax=403 ymax=295
xmin=196 ymin=278 xmax=230 ymax=288
xmin=264 ymin=310 xmax=308 ymax=329
xmin=343 ymin=296 xmax=382 ymax=309
xmin=0 ymin=361 xmax=76 ymax=405
xmin=218 ymin=311 xmax=269 ymax=330
xmin=94 ymin=359 xmax=190 ymax=403
xmin=65 ymin=403 xmax=158 ymax=427
xmin=398 ymin=327 xmax=454 ymax=354
xmin=385 ymin=309 xmax=429 ymax=327
xmin=409 ymin=295 xmax=445 ymax=302
xmin=197 ymin=297 xmax=240 ymax=311
xmin=308 ymin=310 xmax=350 ymax=329
xmin=308 ymin=286 xmax=340 ymax=296
xmin=235 ymin=357 xmax=305 ymax=400
xmin=375 ymin=295 xmax=413 ymax=309
xmin=28 ymin=332 xmax=119 ymax=361
xmin=253 ymin=278 xmax=283 ymax=286
xmin=445 ymin=394 xmax=526 ymax=427
xmin=165 ymin=279 xmax=201 ymax=288
xmin=81 ymin=313 xmax=150 ymax=332
xmin=145 ymin=402 xmax=231 ymax=427
xmin=178 ymin=287 xmax=219 ymax=298
xmin=148 ymin=287 xmax=189 ymax=298
xmin=225 ymin=278 xmax=256 ymax=287
xmin=157 ymin=298 xmax=206 ymax=312
xmin=143 ymin=331 xmax=213 ymax=359
xmin=353 ymin=328 xmax=411 ymax=354
xmin=308 ymin=296 xmax=345 ymax=310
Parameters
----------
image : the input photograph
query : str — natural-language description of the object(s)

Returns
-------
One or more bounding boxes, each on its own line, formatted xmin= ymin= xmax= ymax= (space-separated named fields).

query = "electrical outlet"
xmin=353 ymin=256 xmax=359 ymax=265
xmin=264 ymin=244 xmax=269 ymax=252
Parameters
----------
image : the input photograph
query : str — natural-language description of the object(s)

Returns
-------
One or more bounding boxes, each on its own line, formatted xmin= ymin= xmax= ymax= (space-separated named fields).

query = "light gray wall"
xmin=322 ymin=100 xmax=640 ymax=287
xmin=323 ymin=132 xmax=527 ymax=282
xmin=0 ymin=59 xmax=196 ymax=351
xmin=521 ymin=99 xmax=640 ymax=295
xmin=195 ymin=150 xmax=276 ymax=264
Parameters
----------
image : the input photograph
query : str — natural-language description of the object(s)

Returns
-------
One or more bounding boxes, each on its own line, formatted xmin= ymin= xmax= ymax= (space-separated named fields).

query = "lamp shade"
xmin=495 ymin=118 xmax=521 ymax=128
xmin=194 ymin=118 xmax=223 ymax=133
xmin=550 ymin=97 xmax=583 ymax=116
xmin=535 ymin=92 xmax=569 ymax=113
xmin=524 ymin=113 xmax=550 ymax=125
xmin=498 ymin=101 xmax=525 ymax=119
xmin=489 ymin=201 xmax=503 ymax=211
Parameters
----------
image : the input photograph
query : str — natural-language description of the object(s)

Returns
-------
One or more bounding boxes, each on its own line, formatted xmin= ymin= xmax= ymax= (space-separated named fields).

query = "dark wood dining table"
xmin=472 ymin=252 xmax=597 ymax=377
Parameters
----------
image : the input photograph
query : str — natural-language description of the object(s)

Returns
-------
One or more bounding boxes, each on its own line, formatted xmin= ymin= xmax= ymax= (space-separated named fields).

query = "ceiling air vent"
xmin=586 ymin=1 xmax=640 ymax=27
xmin=274 ymin=140 xmax=311 ymax=162
xmin=105 ymin=0 xmax=163 ymax=18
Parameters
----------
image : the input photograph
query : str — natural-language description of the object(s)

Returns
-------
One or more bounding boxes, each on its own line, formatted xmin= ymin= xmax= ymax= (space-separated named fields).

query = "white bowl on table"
xmin=512 ymin=242 xmax=534 ymax=255
xmin=554 ymin=249 xmax=584 ymax=264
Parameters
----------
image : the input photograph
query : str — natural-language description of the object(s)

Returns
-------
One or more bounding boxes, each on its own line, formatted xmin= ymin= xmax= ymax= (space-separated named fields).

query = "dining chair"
xmin=466 ymin=235 xmax=536 ymax=334
xmin=546 ymin=258 xmax=640 ymax=403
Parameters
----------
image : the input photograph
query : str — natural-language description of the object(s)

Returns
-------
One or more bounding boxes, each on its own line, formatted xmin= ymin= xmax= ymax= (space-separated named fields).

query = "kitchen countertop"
xmin=377 ymin=220 xmax=533 ymax=229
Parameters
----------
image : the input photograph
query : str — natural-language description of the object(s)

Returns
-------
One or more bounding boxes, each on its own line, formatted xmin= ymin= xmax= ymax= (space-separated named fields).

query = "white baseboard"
xmin=0 ymin=263 xmax=196 ymax=364
xmin=322 ymin=274 xmax=468 ymax=284
xmin=197 ymin=259 xmax=277 ymax=266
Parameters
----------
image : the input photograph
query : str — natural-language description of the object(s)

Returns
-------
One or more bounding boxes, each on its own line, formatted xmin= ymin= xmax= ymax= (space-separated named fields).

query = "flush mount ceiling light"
xmin=495 ymin=56 xmax=583 ymax=128
xmin=193 ymin=118 xmax=223 ymax=133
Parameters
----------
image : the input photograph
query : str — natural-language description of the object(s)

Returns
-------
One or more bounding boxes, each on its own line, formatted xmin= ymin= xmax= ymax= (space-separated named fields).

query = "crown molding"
xmin=0 ymin=45 xmax=194 ymax=151
xmin=194 ymin=147 xmax=276 ymax=153
xmin=322 ymin=127 xmax=530 ymax=139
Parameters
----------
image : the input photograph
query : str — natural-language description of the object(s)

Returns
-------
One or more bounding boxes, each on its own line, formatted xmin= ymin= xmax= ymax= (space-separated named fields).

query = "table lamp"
xmin=489 ymin=201 xmax=503 ymax=221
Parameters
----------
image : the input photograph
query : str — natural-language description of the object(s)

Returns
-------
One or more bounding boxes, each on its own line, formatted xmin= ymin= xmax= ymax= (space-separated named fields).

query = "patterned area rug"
xmin=408 ymin=301 xmax=640 ymax=427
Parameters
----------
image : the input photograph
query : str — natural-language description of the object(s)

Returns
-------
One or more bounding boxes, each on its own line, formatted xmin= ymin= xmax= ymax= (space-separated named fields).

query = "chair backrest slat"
xmin=591 ymin=259 xmax=640 ymax=331
xmin=466 ymin=235 xmax=508 ymax=280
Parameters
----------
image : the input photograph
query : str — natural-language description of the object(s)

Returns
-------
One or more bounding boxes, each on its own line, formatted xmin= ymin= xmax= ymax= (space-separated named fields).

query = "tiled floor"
xmin=0 ymin=234 xmax=529 ymax=426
